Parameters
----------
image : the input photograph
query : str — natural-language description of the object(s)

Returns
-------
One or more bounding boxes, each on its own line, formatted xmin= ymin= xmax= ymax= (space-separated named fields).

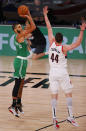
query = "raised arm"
xmin=17 ymin=11 xmax=36 ymax=39
xmin=25 ymin=10 xmax=36 ymax=32
xmin=43 ymin=6 xmax=54 ymax=46
xmin=63 ymin=22 xmax=86 ymax=53
xmin=23 ymin=13 xmax=36 ymax=34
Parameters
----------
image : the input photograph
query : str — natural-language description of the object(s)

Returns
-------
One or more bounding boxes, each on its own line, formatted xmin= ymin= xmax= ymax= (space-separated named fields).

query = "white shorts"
xmin=49 ymin=68 xmax=73 ymax=94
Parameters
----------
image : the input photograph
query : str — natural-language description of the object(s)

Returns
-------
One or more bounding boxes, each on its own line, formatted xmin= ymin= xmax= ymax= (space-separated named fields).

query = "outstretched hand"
xmin=27 ymin=10 xmax=31 ymax=16
xmin=43 ymin=6 xmax=48 ymax=15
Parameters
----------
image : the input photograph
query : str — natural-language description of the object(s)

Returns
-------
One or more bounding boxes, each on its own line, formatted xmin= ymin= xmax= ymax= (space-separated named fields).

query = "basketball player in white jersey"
xmin=43 ymin=6 xmax=86 ymax=129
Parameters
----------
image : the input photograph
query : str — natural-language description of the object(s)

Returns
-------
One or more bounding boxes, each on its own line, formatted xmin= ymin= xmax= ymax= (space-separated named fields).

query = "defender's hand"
xmin=43 ymin=6 xmax=48 ymax=15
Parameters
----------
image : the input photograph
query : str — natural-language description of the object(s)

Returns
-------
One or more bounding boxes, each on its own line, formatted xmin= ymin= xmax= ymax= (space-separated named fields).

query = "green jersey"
xmin=13 ymin=35 xmax=28 ymax=78
xmin=14 ymin=35 xmax=28 ymax=57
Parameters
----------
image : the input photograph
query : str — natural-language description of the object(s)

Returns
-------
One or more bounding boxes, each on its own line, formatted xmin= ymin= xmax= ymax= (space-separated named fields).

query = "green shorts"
xmin=13 ymin=57 xmax=28 ymax=79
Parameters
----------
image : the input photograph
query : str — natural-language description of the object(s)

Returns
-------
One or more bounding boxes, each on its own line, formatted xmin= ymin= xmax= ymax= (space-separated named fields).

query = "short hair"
xmin=55 ymin=32 xmax=63 ymax=43
xmin=12 ymin=23 xmax=19 ymax=31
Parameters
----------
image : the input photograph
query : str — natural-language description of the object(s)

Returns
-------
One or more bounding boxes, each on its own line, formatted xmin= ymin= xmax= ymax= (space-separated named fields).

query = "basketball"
xmin=18 ymin=5 xmax=28 ymax=16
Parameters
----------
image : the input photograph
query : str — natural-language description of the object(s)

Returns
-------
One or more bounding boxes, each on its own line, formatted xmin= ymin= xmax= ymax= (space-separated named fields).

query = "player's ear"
xmin=14 ymin=28 xmax=17 ymax=33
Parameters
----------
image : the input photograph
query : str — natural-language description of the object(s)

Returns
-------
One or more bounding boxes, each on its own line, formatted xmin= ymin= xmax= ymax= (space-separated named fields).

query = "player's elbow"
xmin=71 ymin=42 xmax=81 ymax=50
xmin=28 ymin=25 xmax=36 ymax=33
xmin=76 ymin=39 xmax=82 ymax=47
xmin=31 ymin=25 xmax=36 ymax=31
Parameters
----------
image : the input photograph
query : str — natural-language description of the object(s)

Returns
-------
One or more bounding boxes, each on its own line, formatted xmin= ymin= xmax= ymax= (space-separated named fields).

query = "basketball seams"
xmin=18 ymin=5 xmax=28 ymax=15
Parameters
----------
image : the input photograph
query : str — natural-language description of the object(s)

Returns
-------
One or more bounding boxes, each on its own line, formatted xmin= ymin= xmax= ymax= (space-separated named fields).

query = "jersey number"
xmin=51 ymin=53 xmax=59 ymax=63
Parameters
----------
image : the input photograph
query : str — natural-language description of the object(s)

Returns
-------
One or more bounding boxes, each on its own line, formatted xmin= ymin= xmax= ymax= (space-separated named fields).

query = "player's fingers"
xmin=45 ymin=6 xmax=48 ymax=9
xmin=27 ymin=10 xmax=30 ymax=15
xmin=20 ymin=15 xmax=26 ymax=18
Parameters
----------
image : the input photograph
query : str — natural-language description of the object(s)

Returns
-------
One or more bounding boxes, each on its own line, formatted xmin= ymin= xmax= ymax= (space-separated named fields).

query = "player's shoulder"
xmin=14 ymin=34 xmax=18 ymax=42
xmin=62 ymin=44 xmax=69 ymax=54
xmin=62 ymin=44 xmax=69 ymax=50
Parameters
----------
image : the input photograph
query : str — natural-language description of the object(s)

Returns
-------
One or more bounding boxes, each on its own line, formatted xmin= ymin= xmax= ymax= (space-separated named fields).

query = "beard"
xmin=17 ymin=30 xmax=21 ymax=33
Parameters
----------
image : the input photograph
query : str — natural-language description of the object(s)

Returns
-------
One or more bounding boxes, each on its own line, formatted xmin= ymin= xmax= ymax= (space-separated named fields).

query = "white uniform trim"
xmin=17 ymin=56 xmax=28 ymax=60
xmin=13 ymin=76 xmax=19 ymax=79
xmin=14 ymin=76 xmax=25 ymax=79
xmin=19 ymin=59 xmax=23 ymax=78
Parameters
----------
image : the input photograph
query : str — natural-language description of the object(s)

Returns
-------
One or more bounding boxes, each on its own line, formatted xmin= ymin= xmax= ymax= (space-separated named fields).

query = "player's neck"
xmin=55 ymin=42 xmax=62 ymax=46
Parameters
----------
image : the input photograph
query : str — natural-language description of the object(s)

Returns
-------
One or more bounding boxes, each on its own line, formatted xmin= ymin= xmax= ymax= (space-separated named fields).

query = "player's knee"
xmin=32 ymin=57 xmax=37 ymax=60
xmin=32 ymin=55 xmax=38 ymax=60
xmin=20 ymin=79 xmax=24 ymax=88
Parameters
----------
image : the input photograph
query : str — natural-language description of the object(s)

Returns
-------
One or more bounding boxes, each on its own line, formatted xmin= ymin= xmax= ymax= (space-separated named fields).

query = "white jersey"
xmin=49 ymin=42 xmax=67 ymax=68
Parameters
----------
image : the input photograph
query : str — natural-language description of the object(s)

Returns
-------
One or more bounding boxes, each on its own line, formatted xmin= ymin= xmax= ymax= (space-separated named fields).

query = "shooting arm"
xmin=25 ymin=15 xmax=36 ymax=33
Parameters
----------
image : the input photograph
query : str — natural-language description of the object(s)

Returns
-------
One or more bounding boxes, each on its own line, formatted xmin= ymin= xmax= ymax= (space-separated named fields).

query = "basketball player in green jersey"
xmin=8 ymin=11 xmax=36 ymax=117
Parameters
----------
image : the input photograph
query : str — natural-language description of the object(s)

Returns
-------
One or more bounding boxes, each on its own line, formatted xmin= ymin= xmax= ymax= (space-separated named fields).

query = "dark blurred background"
xmin=0 ymin=0 xmax=86 ymax=27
